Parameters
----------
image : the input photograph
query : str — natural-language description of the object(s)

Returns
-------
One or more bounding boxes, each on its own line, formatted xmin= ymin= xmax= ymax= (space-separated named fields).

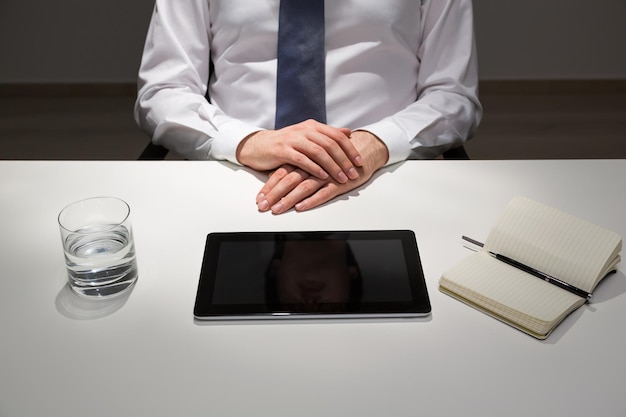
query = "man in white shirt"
xmin=134 ymin=0 xmax=482 ymax=214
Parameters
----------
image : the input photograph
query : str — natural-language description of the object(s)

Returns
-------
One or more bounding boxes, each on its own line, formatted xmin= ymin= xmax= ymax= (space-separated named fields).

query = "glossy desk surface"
xmin=1 ymin=160 xmax=625 ymax=417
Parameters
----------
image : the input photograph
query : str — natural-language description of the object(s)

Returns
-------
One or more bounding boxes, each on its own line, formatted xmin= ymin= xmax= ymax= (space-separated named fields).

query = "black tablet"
xmin=193 ymin=230 xmax=431 ymax=320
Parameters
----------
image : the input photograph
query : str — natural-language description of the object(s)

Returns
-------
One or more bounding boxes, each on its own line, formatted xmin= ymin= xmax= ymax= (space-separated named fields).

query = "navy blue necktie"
xmin=274 ymin=0 xmax=326 ymax=129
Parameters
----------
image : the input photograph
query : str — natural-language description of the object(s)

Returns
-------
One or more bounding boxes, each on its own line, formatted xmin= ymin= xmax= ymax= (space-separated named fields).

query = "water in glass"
xmin=63 ymin=223 xmax=137 ymax=297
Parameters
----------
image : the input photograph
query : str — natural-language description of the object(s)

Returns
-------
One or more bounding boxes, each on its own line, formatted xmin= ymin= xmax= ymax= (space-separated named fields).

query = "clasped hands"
xmin=236 ymin=119 xmax=389 ymax=214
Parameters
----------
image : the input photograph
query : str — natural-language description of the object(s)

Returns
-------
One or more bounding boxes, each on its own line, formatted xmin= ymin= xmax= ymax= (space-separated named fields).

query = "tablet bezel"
xmin=193 ymin=230 xmax=431 ymax=320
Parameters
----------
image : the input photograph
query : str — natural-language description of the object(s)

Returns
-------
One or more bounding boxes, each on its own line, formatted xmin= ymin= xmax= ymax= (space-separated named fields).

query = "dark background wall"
xmin=1 ymin=0 xmax=625 ymax=84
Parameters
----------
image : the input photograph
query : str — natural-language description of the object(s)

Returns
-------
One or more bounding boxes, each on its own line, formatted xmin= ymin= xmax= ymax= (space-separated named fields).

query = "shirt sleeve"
xmin=356 ymin=0 xmax=482 ymax=165
xmin=133 ymin=0 xmax=259 ymax=162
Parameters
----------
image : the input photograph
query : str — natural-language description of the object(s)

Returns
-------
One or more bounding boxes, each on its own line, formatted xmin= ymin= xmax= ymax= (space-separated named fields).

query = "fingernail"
xmin=271 ymin=202 xmax=283 ymax=213
xmin=355 ymin=156 xmax=363 ymax=166
xmin=319 ymin=170 xmax=329 ymax=179
xmin=258 ymin=200 xmax=269 ymax=211
xmin=295 ymin=201 xmax=306 ymax=211
xmin=348 ymin=167 xmax=359 ymax=179
xmin=338 ymin=172 xmax=348 ymax=183
xmin=257 ymin=193 xmax=265 ymax=201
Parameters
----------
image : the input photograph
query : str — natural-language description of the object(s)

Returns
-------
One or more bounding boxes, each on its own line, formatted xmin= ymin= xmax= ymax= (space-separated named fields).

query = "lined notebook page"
xmin=484 ymin=197 xmax=621 ymax=292
xmin=440 ymin=252 xmax=585 ymax=336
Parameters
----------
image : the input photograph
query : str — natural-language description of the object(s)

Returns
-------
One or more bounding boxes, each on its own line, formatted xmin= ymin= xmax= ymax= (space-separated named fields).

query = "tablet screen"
xmin=194 ymin=230 xmax=431 ymax=320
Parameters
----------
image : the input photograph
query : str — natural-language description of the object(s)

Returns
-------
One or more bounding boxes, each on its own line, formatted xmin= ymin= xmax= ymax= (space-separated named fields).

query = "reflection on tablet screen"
xmin=194 ymin=231 xmax=430 ymax=320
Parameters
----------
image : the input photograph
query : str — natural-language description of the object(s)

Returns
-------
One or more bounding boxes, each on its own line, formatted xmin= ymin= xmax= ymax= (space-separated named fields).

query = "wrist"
xmin=236 ymin=130 xmax=266 ymax=166
xmin=350 ymin=130 xmax=389 ymax=172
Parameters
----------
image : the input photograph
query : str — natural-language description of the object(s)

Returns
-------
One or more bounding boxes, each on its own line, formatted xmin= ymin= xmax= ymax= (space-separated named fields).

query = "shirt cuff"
xmin=209 ymin=118 xmax=264 ymax=165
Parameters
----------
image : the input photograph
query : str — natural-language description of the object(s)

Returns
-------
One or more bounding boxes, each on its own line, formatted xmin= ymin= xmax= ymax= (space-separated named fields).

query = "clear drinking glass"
xmin=58 ymin=197 xmax=138 ymax=297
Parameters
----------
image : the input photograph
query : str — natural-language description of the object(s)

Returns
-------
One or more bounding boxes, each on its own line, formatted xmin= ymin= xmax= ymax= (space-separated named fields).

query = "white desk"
xmin=1 ymin=160 xmax=625 ymax=417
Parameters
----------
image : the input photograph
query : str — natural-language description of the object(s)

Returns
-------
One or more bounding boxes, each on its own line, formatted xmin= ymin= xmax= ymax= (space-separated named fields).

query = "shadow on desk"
xmin=540 ymin=270 xmax=626 ymax=345
xmin=193 ymin=315 xmax=432 ymax=327
xmin=55 ymin=283 xmax=135 ymax=320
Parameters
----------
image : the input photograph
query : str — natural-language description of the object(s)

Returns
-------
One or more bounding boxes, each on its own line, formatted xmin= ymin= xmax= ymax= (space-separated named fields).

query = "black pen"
xmin=461 ymin=236 xmax=592 ymax=301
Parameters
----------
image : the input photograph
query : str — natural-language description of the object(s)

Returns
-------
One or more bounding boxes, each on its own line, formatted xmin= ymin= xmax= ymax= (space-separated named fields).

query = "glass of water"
xmin=58 ymin=197 xmax=138 ymax=298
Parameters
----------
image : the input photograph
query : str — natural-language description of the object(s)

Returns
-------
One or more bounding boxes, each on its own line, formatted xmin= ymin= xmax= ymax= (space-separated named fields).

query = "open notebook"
xmin=439 ymin=196 xmax=622 ymax=339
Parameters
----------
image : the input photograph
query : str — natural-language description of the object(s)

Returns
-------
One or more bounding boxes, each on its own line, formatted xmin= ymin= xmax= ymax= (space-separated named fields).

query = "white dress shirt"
xmin=134 ymin=0 xmax=482 ymax=165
